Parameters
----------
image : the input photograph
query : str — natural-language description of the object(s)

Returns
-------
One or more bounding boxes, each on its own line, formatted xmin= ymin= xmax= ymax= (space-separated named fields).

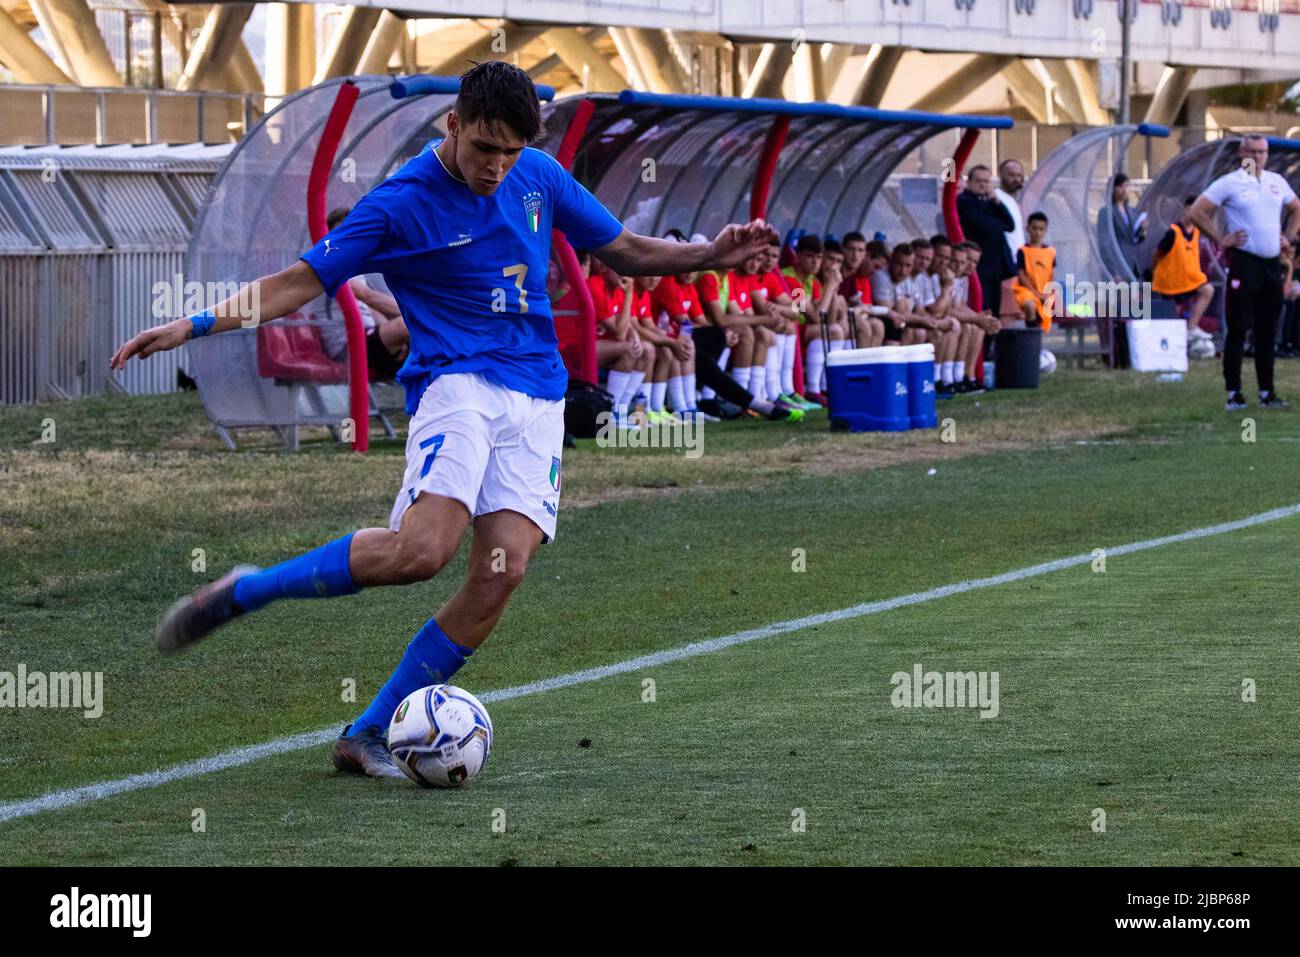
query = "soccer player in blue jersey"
xmin=109 ymin=62 xmax=787 ymax=778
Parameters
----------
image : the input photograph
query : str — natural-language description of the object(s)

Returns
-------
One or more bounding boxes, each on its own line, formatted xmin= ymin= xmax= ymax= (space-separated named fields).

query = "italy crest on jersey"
xmin=523 ymin=191 xmax=543 ymax=233
xmin=549 ymin=455 xmax=562 ymax=492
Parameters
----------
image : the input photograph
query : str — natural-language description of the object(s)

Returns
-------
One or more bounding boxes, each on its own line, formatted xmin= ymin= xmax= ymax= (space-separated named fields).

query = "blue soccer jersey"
xmin=301 ymin=143 xmax=624 ymax=411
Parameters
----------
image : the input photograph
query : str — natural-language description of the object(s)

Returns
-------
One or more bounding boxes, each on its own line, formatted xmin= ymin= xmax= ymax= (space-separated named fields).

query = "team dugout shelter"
xmin=182 ymin=76 xmax=1011 ymax=449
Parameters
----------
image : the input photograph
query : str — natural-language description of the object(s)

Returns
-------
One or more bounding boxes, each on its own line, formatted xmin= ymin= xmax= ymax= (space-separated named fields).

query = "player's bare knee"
xmin=393 ymin=535 xmax=456 ymax=583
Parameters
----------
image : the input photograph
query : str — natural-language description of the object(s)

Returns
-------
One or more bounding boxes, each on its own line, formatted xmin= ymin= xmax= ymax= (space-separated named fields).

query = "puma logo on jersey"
xmin=323 ymin=239 xmax=337 ymax=256
xmin=449 ymin=232 xmax=473 ymax=248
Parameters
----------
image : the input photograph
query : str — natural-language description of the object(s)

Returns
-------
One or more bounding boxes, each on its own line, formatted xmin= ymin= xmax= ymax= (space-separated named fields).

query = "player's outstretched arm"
xmin=109 ymin=261 xmax=324 ymax=370
xmin=594 ymin=220 xmax=779 ymax=277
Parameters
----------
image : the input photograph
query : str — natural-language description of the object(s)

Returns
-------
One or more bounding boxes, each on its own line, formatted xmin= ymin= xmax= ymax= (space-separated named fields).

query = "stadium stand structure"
xmin=0 ymin=142 xmax=229 ymax=405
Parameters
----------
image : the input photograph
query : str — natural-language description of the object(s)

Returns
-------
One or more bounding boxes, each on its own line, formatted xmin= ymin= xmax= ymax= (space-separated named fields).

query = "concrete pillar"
xmin=817 ymin=43 xmax=850 ymax=102
xmin=1000 ymin=59 xmax=1053 ymax=124
xmin=314 ymin=6 xmax=381 ymax=83
xmin=742 ymin=42 xmax=793 ymax=100
xmin=909 ymin=54 xmax=1013 ymax=113
xmin=541 ymin=28 xmax=626 ymax=92
xmin=849 ymin=44 xmax=903 ymax=107
xmin=1068 ymin=59 xmax=1109 ymax=125
xmin=356 ymin=11 xmax=405 ymax=75
xmin=0 ymin=7 xmax=73 ymax=84
xmin=1040 ymin=59 xmax=1087 ymax=124
xmin=265 ymin=2 xmax=316 ymax=98
xmin=225 ymin=39 xmax=263 ymax=94
xmin=620 ymin=28 xmax=688 ymax=93
xmin=425 ymin=21 xmax=543 ymax=77
xmin=177 ymin=3 xmax=253 ymax=92
xmin=28 ymin=0 xmax=121 ymax=86
xmin=607 ymin=27 xmax=648 ymax=89
xmin=1144 ymin=65 xmax=1197 ymax=126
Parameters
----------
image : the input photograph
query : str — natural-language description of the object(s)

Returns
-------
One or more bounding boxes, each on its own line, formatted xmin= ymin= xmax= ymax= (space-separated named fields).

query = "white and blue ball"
xmin=387 ymin=684 xmax=493 ymax=788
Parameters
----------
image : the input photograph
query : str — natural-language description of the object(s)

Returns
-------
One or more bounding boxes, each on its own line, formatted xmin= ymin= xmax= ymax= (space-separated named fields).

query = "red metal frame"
xmin=307 ymin=80 xmax=368 ymax=452
xmin=554 ymin=99 xmax=598 ymax=383
xmin=750 ymin=115 xmax=790 ymax=222
xmin=943 ymin=126 xmax=987 ymax=379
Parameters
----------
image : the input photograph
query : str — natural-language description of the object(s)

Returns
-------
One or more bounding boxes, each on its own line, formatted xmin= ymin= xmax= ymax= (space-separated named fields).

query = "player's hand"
xmin=109 ymin=318 xmax=192 ymax=370
xmin=708 ymin=219 xmax=780 ymax=270
xmin=1221 ymin=229 xmax=1248 ymax=250
xmin=618 ymin=276 xmax=635 ymax=293
xmin=725 ymin=329 xmax=740 ymax=348
xmin=669 ymin=338 xmax=691 ymax=361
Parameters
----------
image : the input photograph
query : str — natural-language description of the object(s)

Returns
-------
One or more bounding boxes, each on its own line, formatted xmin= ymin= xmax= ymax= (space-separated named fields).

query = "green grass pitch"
xmin=1 ymin=361 xmax=1297 ymax=865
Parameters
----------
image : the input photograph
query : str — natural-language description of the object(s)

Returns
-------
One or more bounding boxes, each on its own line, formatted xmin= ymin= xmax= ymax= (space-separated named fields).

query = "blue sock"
xmin=348 ymin=617 xmax=473 ymax=736
xmin=232 ymin=533 xmax=359 ymax=613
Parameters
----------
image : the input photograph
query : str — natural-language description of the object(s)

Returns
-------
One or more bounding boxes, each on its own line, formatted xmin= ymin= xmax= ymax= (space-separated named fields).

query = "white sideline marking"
xmin=3 ymin=503 xmax=1298 ymax=826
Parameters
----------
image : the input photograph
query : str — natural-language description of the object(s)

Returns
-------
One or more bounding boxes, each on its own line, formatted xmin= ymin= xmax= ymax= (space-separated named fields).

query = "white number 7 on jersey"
xmin=503 ymin=264 xmax=529 ymax=314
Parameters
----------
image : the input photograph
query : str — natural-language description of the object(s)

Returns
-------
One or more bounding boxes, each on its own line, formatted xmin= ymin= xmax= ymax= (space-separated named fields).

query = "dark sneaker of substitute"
xmin=331 ymin=724 xmax=405 ymax=778
xmin=1225 ymin=391 xmax=1248 ymax=411
xmin=1259 ymin=392 xmax=1290 ymax=410
xmin=155 ymin=564 xmax=259 ymax=654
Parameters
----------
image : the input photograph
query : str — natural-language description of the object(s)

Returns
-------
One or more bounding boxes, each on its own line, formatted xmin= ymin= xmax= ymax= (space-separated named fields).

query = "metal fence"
xmin=0 ymin=143 xmax=230 ymax=405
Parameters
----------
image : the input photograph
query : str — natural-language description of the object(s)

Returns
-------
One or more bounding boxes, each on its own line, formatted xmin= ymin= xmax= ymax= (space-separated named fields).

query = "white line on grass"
xmin=3 ymin=502 xmax=1298 ymax=826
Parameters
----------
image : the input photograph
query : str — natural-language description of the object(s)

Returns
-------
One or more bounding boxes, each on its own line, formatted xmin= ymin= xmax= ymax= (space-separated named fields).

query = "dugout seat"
xmin=253 ymin=312 xmax=395 ymax=450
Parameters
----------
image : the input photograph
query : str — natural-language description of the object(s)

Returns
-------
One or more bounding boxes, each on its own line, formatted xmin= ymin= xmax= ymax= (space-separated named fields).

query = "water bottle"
xmin=983 ymin=361 xmax=995 ymax=390
xmin=1156 ymin=372 xmax=1183 ymax=383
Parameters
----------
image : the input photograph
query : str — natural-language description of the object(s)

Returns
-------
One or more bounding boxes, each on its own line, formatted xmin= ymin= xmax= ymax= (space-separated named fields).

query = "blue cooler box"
xmin=900 ymin=343 xmax=938 ymax=430
xmin=826 ymin=347 xmax=910 ymax=432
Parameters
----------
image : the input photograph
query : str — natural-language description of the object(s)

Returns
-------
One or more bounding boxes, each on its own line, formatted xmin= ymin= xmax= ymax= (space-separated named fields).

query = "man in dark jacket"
xmin=957 ymin=164 xmax=1015 ymax=307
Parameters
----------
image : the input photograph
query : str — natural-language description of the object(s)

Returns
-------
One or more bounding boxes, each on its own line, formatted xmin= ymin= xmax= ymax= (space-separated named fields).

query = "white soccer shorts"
xmin=388 ymin=372 xmax=566 ymax=542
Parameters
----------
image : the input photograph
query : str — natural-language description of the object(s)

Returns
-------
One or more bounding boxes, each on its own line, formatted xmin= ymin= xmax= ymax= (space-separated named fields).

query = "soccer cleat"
xmin=155 ymin=564 xmax=259 ymax=654
xmin=1259 ymin=393 xmax=1290 ymax=410
xmin=804 ymin=391 xmax=829 ymax=407
xmin=331 ymin=724 xmax=405 ymax=779
xmin=767 ymin=405 xmax=805 ymax=423
xmin=963 ymin=378 xmax=986 ymax=396
xmin=1225 ymin=391 xmax=1248 ymax=411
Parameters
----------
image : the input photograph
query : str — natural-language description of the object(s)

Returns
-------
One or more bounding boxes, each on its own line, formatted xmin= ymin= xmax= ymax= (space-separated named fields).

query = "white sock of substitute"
xmin=765 ymin=350 xmax=782 ymax=400
xmin=780 ymin=334 xmax=797 ymax=394
xmin=625 ymin=371 xmax=646 ymax=409
xmin=650 ymin=381 xmax=667 ymax=412
xmin=606 ymin=370 xmax=632 ymax=411
xmin=954 ymin=361 xmax=965 ymax=382
xmin=684 ymin=372 xmax=697 ymax=409
xmin=667 ymin=376 xmax=686 ymax=412
xmin=934 ymin=361 xmax=941 ymax=380
xmin=731 ymin=365 xmax=749 ymax=391
xmin=806 ymin=339 xmax=827 ymax=394
xmin=830 ymin=338 xmax=849 ymax=352
xmin=941 ymin=361 xmax=955 ymax=385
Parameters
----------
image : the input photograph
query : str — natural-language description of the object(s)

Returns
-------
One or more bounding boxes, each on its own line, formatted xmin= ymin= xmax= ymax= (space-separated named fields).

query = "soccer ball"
xmin=387 ymin=684 xmax=494 ymax=788
xmin=1188 ymin=336 xmax=1216 ymax=360
xmin=1039 ymin=349 xmax=1057 ymax=374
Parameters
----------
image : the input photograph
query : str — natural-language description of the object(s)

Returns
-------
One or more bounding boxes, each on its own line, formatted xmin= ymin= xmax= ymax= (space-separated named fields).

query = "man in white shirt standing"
xmin=996 ymin=158 xmax=1027 ymax=259
xmin=1190 ymin=134 xmax=1300 ymax=410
